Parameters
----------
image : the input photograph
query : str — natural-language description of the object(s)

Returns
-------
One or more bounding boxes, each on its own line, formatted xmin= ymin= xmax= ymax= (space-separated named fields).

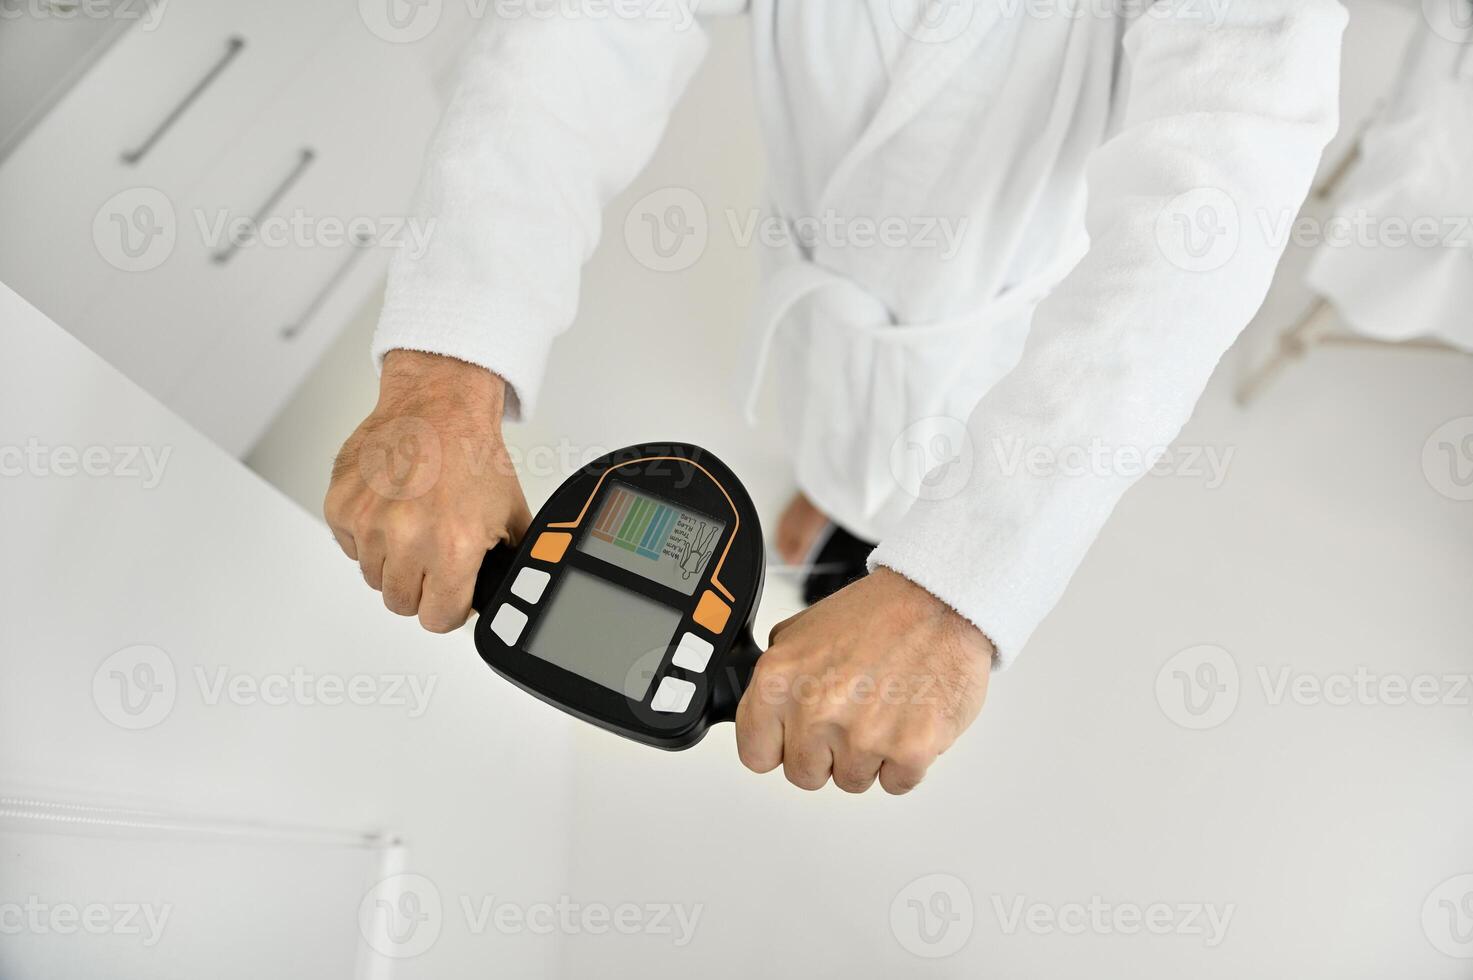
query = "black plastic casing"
xmin=473 ymin=443 xmax=765 ymax=750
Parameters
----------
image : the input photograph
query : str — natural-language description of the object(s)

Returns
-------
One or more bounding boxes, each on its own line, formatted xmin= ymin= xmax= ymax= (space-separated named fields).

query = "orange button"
xmin=529 ymin=532 xmax=572 ymax=564
xmin=692 ymin=590 xmax=731 ymax=634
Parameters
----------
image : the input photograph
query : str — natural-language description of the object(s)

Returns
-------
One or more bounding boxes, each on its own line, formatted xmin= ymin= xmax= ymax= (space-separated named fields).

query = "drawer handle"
xmin=121 ymin=36 xmax=246 ymax=166
xmin=212 ymin=147 xmax=316 ymax=264
xmin=281 ymin=231 xmax=373 ymax=341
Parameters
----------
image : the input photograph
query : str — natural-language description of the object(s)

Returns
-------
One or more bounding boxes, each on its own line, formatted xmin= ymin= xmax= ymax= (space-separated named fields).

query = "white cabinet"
xmin=0 ymin=2 xmax=460 ymax=456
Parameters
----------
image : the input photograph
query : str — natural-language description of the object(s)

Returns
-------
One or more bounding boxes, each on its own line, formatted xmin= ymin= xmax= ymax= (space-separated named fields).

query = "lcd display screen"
xmin=578 ymin=483 xmax=725 ymax=596
xmin=525 ymin=568 xmax=681 ymax=700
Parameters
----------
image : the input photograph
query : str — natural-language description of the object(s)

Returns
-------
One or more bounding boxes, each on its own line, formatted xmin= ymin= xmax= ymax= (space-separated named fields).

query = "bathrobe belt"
xmin=740 ymin=238 xmax=1090 ymax=425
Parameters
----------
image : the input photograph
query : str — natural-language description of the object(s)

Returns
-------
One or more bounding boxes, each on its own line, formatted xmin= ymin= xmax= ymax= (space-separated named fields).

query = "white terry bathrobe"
xmin=373 ymin=0 xmax=1346 ymax=666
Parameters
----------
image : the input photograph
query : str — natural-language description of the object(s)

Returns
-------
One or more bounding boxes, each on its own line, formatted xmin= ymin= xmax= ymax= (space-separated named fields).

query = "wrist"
xmin=872 ymin=567 xmax=997 ymax=662
xmin=378 ymin=350 xmax=507 ymax=422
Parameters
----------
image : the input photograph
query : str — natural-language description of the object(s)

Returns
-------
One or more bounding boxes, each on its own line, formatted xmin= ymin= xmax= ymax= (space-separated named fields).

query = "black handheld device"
xmin=472 ymin=443 xmax=765 ymax=750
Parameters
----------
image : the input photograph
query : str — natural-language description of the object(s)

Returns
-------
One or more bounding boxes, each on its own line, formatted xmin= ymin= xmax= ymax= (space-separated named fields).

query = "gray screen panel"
xmin=526 ymin=568 xmax=681 ymax=700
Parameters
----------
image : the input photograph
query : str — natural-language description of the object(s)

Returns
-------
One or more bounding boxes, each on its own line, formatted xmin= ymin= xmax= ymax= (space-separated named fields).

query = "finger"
xmin=381 ymin=559 xmax=424 ymax=617
xmin=735 ymin=682 xmax=785 ymax=774
xmin=418 ymin=549 xmax=482 ymax=634
xmin=878 ymin=750 xmax=932 ymax=796
xmin=782 ymin=725 xmax=834 ymax=791
xmin=831 ymin=744 xmax=884 ymax=794
xmin=357 ymin=530 xmax=387 ymax=592
xmin=329 ymin=524 xmax=358 ymax=561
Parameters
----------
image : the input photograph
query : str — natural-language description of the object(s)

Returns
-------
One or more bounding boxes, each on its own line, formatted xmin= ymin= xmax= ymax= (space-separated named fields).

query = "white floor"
xmin=246 ymin=7 xmax=1473 ymax=977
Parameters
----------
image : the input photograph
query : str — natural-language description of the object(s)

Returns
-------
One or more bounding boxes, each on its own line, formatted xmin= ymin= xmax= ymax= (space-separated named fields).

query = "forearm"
xmin=871 ymin=0 xmax=1348 ymax=667
xmin=373 ymin=4 xmax=710 ymax=419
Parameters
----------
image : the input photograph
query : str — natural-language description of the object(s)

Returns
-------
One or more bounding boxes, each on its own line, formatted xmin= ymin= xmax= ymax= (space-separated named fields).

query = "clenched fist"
xmin=324 ymin=350 xmax=531 ymax=632
xmin=736 ymin=568 xmax=993 ymax=794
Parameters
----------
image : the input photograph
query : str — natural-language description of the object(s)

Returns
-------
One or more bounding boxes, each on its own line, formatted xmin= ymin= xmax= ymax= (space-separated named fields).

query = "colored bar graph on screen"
xmin=590 ymin=487 xmax=675 ymax=560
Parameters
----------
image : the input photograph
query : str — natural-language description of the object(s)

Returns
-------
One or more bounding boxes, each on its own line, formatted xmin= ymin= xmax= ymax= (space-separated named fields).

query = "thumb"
xmin=507 ymin=494 xmax=533 ymax=545
xmin=767 ymin=608 xmax=807 ymax=645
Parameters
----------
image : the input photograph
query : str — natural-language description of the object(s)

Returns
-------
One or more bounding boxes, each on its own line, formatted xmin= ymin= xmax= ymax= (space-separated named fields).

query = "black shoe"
xmin=801 ymin=523 xmax=878 ymax=606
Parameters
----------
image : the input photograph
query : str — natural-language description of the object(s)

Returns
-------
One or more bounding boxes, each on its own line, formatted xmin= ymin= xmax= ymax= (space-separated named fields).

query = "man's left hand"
xmin=735 ymin=568 xmax=993 ymax=794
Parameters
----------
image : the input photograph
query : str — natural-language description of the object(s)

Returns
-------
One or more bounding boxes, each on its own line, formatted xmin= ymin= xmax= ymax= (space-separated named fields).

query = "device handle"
xmin=472 ymin=545 xmax=519 ymax=616
xmin=710 ymin=627 xmax=764 ymax=724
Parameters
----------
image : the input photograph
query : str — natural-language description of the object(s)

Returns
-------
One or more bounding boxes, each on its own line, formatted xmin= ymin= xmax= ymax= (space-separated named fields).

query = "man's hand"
xmin=735 ymin=568 xmax=993 ymax=794
xmin=323 ymin=351 xmax=531 ymax=633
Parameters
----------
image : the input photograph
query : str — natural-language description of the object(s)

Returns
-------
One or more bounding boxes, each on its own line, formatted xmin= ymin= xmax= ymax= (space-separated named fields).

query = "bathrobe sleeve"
xmin=371 ymin=5 xmax=710 ymax=419
xmin=870 ymin=0 xmax=1347 ymax=668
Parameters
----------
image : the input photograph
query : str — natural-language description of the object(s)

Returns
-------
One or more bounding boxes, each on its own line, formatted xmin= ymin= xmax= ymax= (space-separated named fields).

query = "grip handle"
xmin=472 ymin=545 xmax=518 ymax=616
xmin=709 ymin=627 xmax=764 ymax=724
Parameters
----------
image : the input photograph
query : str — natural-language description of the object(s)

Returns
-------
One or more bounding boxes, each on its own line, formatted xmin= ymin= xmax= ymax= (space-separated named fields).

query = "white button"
xmin=671 ymin=632 xmax=714 ymax=673
xmin=489 ymin=603 xmax=528 ymax=646
xmin=510 ymin=567 xmax=551 ymax=604
xmin=651 ymin=676 xmax=695 ymax=714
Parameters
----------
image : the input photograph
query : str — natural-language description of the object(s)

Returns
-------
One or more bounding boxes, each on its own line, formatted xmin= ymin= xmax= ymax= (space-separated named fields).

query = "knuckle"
xmin=736 ymin=741 xmax=779 ymax=775
xmin=881 ymin=774 xmax=921 ymax=796
xmin=361 ymin=563 xmax=384 ymax=590
xmin=847 ymin=731 xmax=889 ymax=760
xmin=439 ymin=527 xmax=485 ymax=567
xmin=784 ymin=765 xmax=828 ymax=792
xmin=381 ymin=581 xmax=419 ymax=616
xmin=419 ymin=609 xmax=464 ymax=634
xmin=889 ymin=743 xmax=936 ymax=774
xmin=384 ymin=513 xmax=431 ymax=552
xmin=351 ymin=514 xmax=386 ymax=547
xmin=782 ymin=743 xmax=830 ymax=791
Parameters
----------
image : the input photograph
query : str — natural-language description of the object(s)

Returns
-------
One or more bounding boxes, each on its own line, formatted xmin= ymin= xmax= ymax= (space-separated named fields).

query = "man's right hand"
xmin=323 ymin=350 xmax=531 ymax=633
